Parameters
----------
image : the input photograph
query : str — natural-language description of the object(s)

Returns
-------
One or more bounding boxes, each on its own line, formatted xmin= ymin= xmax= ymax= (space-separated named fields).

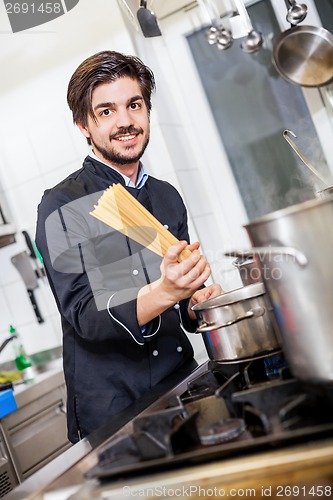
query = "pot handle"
xmin=232 ymin=256 xmax=256 ymax=268
xmin=195 ymin=306 xmax=265 ymax=333
xmin=225 ymin=246 xmax=308 ymax=267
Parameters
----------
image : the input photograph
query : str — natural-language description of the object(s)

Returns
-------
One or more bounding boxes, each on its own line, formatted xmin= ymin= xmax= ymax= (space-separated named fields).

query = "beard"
xmin=91 ymin=127 xmax=150 ymax=166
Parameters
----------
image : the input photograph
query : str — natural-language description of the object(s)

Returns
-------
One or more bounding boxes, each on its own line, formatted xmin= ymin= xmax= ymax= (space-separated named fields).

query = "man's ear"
xmin=77 ymin=121 xmax=90 ymax=140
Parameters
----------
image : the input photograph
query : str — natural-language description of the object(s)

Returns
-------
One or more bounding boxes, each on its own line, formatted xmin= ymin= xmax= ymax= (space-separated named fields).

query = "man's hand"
xmin=137 ymin=240 xmax=212 ymax=325
xmin=188 ymin=283 xmax=223 ymax=321
xmin=159 ymin=240 xmax=211 ymax=303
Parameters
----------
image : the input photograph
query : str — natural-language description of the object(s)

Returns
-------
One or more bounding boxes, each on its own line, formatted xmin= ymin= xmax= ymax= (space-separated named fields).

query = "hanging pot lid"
xmin=272 ymin=25 xmax=333 ymax=87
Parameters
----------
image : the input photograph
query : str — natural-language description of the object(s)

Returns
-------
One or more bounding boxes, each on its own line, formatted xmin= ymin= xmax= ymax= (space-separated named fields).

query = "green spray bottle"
xmin=9 ymin=325 xmax=34 ymax=380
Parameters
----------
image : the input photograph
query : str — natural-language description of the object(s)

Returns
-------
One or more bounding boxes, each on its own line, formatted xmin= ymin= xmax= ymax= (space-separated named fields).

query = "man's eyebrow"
xmin=94 ymin=101 xmax=114 ymax=112
xmin=129 ymin=95 xmax=144 ymax=104
xmin=93 ymin=95 xmax=144 ymax=112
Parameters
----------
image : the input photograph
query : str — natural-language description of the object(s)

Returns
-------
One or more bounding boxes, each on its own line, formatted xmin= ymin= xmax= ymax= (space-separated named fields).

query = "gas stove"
xmin=85 ymin=352 xmax=333 ymax=481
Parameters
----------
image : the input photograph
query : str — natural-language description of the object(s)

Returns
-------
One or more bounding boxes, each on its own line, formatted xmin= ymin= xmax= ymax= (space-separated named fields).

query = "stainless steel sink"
xmin=32 ymin=358 xmax=63 ymax=374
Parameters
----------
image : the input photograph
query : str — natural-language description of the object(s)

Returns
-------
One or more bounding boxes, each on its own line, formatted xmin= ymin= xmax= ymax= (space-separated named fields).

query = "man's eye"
xmin=102 ymin=109 xmax=111 ymax=116
xmin=130 ymin=102 xmax=141 ymax=110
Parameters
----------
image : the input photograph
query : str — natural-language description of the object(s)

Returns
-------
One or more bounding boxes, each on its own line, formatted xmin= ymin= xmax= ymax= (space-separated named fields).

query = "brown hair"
xmin=67 ymin=50 xmax=156 ymax=127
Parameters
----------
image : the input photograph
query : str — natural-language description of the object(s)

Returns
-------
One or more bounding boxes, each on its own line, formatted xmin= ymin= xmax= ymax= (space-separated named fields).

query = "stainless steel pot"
xmin=191 ymin=283 xmax=280 ymax=362
xmin=232 ymin=197 xmax=333 ymax=384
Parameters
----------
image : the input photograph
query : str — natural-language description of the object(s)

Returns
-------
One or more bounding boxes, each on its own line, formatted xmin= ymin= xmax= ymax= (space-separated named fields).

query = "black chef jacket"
xmin=35 ymin=156 xmax=198 ymax=443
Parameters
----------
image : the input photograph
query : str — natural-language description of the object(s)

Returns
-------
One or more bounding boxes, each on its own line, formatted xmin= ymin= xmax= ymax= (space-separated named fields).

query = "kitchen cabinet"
xmin=0 ymin=432 xmax=18 ymax=498
xmin=0 ymin=362 xmax=71 ymax=489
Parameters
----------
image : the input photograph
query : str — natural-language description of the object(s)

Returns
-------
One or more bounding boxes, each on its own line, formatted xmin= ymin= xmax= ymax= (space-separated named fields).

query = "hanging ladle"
xmin=283 ymin=129 xmax=330 ymax=187
xmin=200 ymin=0 xmax=233 ymax=50
xmin=233 ymin=0 xmax=263 ymax=53
xmin=285 ymin=0 xmax=307 ymax=25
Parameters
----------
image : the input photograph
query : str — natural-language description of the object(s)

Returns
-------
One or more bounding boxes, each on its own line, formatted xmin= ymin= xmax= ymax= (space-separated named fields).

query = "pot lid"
xmin=191 ymin=282 xmax=265 ymax=311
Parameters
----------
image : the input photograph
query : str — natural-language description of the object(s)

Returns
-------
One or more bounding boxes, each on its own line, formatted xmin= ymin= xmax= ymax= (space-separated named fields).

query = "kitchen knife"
xmin=22 ymin=230 xmax=45 ymax=280
xmin=11 ymin=251 xmax=44 ymax=323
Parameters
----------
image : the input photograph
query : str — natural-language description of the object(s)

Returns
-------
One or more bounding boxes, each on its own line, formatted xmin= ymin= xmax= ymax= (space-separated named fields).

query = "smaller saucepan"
xmin=191 ymin=283 xmax=281 ymax=362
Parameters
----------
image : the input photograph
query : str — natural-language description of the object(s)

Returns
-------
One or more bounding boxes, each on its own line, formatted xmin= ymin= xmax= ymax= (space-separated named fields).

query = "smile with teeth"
xmin=115 ymin=134 xmax=137 ymax=141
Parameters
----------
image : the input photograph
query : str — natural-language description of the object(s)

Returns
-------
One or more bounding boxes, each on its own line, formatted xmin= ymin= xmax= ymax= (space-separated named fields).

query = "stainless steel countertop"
xmin=11 ymin=358 xmax=65 ymax=406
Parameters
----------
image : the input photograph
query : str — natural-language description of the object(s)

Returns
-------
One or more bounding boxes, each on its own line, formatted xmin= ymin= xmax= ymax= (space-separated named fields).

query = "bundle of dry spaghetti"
xmin=90 ymin=183 xmax=192 ymax=262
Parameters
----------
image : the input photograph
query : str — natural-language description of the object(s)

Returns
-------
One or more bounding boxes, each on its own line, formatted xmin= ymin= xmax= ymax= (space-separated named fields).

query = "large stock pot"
xmin=230 ymin=196 xmax=333 ymax=384
xmin=191 ymin=283 xmax=280 ymax=362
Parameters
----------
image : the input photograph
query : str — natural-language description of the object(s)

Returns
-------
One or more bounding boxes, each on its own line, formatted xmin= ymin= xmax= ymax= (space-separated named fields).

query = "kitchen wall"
xmin=0 ymin=0 xmax=332 ymax=363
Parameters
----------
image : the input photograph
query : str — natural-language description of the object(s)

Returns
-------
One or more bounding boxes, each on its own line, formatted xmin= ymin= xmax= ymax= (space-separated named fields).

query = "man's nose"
xmin=116 ymin=107 xmax=133 ymax=128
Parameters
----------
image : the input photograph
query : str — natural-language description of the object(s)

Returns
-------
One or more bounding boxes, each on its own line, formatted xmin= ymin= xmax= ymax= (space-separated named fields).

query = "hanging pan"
xmin=272 ymin=2 xmax=333 ymax=87
xmin=273 ymin=25 xmax=333 ymax=87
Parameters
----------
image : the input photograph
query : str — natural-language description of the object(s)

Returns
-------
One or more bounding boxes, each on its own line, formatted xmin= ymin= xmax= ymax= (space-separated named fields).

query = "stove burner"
xmin=85 ymin=355 xmax=333 ymax=482
xmin=199 ymin=418 xmax=246 ymax=445
xmin=183 ymin=394 xmax=230 ymax=428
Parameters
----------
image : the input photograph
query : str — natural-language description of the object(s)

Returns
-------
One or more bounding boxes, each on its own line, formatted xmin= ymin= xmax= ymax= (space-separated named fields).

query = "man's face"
xmin=79 ymin=77 xmax=150 ymax=167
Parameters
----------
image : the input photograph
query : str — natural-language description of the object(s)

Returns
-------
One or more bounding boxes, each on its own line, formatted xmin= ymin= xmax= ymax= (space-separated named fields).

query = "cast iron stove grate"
xmin=85 ymin=354 xmax=333 ymax=481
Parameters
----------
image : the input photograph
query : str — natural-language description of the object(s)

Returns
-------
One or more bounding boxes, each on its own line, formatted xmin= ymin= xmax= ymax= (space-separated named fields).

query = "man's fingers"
xmin=187 ymin=241 xmax=200 ymax=252
xmin=164 ymin=240 xmax=188 ymax=262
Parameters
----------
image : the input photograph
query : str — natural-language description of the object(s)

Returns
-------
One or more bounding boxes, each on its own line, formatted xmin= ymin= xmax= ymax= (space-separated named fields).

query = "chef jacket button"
xmin=174 ymin=303 xmax=180 ymax=310
xmin=152 ymin=350 xmax=159 ymax=356
xmin=177 ymin=346 xmax=183 ymax=352
xmin=164 ymin=224 xmax=169 ymax=229
xmin=132 ymin=269 xmax=139 ymax=276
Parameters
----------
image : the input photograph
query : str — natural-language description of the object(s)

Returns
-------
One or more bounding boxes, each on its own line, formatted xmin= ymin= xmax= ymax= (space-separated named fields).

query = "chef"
xmin=35 ymin=50 xmax=222 ymax=443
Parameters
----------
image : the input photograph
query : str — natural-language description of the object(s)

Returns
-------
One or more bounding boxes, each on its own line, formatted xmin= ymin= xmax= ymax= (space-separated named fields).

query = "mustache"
xmin=110 ymin=127 xmax=143 ymax=139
